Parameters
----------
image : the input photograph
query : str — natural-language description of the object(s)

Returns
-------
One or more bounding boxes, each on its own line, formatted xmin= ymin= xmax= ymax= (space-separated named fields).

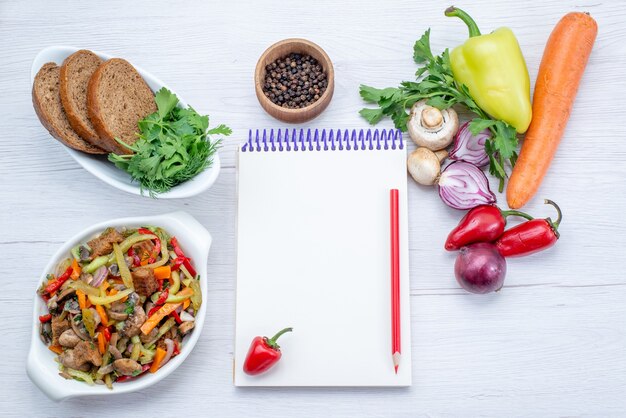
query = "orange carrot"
xmin=95 ymin=304 xmax=108 ymax=327
xmin=154 ymin=266 xmax=171 ymax=280
xmin=70 ymin=259 xmax=81 ymax=280
xmin=150 ymin=347 xmax=167 ymax=373
xmin=139 ymin=288 xmax=193 ymax=335
xmin=182 ymin=299 xmax=190 ymax=310
xmin=97 ymin=332 xmax=106 ymax=355
xmin=77 ymin=290 xmax=87 ymax=310
xmin=507 ymin=12 xmax=597 ymax=208
xmin=140 ymin=301 xmax=183 ymax=335
xmin=49 ymin=344 xmax=64 ymax=354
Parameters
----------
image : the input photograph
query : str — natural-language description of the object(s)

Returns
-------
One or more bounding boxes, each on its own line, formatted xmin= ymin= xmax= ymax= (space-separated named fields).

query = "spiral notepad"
xmin=235 ymin=129 xmax=412 ymax=387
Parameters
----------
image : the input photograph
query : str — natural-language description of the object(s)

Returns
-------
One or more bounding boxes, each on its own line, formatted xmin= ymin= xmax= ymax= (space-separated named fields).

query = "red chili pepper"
xmin=172 ymin=341 xmax=180 ymax=356
xmin=103 ymin=327 xmax=112 ymax=342
xmin=170 ymin=309 xmax=182 ymax=324
xmin=39 ymin=314 xmax=52 ymax=323
xmin=243 ymin=327 xmax=293 ymax=375
xmin=496 ymin=200 xmax=562 ymax=258
xmin=445 ymin=205 xmax=534 ymax=251
xmin=44 ymin=266 xmax=73 ymax=294
xmin=116 ymin=363 xmax=152 ymax=382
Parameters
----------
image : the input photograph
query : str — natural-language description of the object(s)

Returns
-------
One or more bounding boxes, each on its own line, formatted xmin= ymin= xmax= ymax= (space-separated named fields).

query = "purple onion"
xmin=455 ymin=242 xmax=506 ymax=294
xmin=449 ymin=121 xmax=490 ymax=167
xmin=91 ymin=265 xmax=108 ymax=287
xmin=438 ymin=161 xmax=496 ymax=210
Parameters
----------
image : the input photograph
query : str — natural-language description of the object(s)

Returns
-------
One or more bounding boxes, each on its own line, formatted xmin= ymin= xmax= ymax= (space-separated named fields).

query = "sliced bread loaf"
xmin=87 ymin=58 xmax=156 ymax=154
xmin=59 ymin=50 xmax=103 ymax=144
xmin=32 ymin=63 xmax=106 ymax=154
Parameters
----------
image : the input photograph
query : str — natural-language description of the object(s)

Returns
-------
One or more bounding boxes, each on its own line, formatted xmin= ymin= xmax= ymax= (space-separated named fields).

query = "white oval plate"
xmin=26 ymin=211 xmax=211 ymax=401
xmin=31 ymin=46 xmax=221 ymax=199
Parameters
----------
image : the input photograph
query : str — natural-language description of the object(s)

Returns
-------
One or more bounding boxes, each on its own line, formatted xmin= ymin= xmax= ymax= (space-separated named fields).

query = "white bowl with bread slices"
xmin=31 ymin=46 xmax=221 ymax=198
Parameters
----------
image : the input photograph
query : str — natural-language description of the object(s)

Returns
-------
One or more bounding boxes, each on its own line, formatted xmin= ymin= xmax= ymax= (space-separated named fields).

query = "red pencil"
xmin=390 ymin=189 xmax=401 ymax=374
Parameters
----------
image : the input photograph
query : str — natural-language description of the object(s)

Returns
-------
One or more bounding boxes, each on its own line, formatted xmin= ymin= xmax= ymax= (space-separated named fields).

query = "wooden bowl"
xmin=255 ymin=38 xmax=334 ymax=123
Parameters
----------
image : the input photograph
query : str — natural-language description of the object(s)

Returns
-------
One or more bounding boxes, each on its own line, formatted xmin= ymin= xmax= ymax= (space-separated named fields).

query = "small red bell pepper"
xmin=243 ymin=327 xmax=293 ymax=376
xmin=39 ymin=314 xmax=52 ymax=323
xmin=170 ymin=237 xmax=197 ymax=277
xmin=445 ymin=205 xmax=533 ymax=251
xmin=496 ymin=200 xmax=562 ymax=258
xmin=44 ymin=266 xmax=73 ymax=294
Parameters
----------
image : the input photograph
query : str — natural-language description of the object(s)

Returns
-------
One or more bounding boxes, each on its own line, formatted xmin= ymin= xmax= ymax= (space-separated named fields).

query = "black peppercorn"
xmin=261 ymin=52 xmax=328 ymax=109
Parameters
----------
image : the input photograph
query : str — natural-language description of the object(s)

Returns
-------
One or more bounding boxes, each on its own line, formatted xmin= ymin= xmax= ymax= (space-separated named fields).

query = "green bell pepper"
xmin=445 ymin=7 xmax=532 ymax=133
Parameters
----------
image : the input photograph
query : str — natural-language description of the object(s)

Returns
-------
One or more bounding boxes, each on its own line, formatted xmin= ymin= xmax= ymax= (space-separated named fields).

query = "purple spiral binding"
xmin=241 ymin=129 xmax=404 ymax=152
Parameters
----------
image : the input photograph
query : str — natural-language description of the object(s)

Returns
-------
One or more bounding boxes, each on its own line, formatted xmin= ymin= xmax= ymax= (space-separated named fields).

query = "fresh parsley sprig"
xmin=359 ymin=29 xmax=518 ymax=192
xmin=109 ymin=88 xmax=231 ymax=196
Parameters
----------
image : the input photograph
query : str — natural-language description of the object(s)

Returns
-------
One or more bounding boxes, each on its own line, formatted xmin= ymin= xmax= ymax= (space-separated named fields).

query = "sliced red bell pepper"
xmin=103 ymin=326 xmax=112 ymax=342
xmin=127 ymin=247 xmax=141 ymax=267
xmin=39 ymin=314 xmax=52 ymax=323
xmin=155 ymin=289 xmax=169 ymax=306
xmin=172 ymin=341 xmax=180 ymax=356
xmin=170 ymin=237 xmax=197 ymax=277
xmin=44 ymin=266 xmax=73 ymax=294
xmin=170 ymin=309 xmax=182 ymax=324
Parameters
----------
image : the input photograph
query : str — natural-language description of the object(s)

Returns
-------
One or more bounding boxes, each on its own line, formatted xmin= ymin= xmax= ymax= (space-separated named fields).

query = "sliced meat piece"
xmin=157 ymin=328 xmax=180 ymax=351
xmin=113 ymin=358 xmax=142 ymax=376
xmin=32 ymin=63 xmax=105 ymax=154
xmin=58 ymin=329 xmax=81 ymax=348
xmin=87 ymin=58 xmax=156 ymax=154
xmin=140 ymin=327 xmax=158 ymax=344
xmin=59 ymin=50 xmax=103 ymax=144
xmin=122 ymin=305 xmax=146 ymax=338
xmin=51 ymin=316 xmax=70 ymax=346
xmin=58 ymin=340 xmax=102 ymax=369
xmin=87 ymin=228 xmax=124 ymax=257
xmin=131 ymin=267 xmax=158 ymax=297
xmin=178 ymin=321 xmax=195 ymax=336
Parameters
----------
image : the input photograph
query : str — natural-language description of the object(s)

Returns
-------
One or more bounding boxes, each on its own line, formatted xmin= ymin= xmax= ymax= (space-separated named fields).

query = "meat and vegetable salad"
xmin=37 ymin=226 xmax=202 ymax=388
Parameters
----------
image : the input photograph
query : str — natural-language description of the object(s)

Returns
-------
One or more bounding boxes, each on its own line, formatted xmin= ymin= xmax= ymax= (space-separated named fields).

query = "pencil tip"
xmin=392 ymin=351 xmax=401 ymax=374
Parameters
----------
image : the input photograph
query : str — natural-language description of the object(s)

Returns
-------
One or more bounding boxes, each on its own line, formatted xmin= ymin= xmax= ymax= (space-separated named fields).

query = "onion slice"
xmin=438 ymin=161 xmax=496 ymax=210
xmin=449 ymin=121 xmax=490 ymax=167
xmin=160 ymin=339 xmax=175 ymax=369
xmin=91 ymin=265 xmax=108 ymax=288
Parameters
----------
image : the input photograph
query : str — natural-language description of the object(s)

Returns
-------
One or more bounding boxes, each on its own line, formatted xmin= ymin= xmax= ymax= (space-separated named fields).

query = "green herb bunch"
xmin=109 ymin=88 xmax=231 ymax=196
xmin=359 ymin=30 xmax=518 ymax=192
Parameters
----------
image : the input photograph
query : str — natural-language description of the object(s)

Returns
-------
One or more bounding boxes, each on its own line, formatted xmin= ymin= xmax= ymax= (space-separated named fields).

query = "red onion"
xmin=91 ymin=265 xmax=108 ymax=287
xmin=454 ymin=242 xmax=506 ymax=294
xmin=438 ymin=161 xmax=496 ymax=210
xmin=160 ymin=338 xmax=175 ymax=368
xmin=449 ymin=121 xmax=490 ymax=167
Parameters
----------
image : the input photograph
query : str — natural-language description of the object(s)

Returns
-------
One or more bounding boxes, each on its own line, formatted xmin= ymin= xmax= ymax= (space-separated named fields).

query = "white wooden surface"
xmin=1 ymin=0 xmax=625 ymax=416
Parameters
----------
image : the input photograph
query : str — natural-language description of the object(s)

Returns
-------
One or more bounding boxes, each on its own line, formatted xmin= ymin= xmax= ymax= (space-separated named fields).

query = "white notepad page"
xmin=235 ymin=132 xmax=411 ymax=386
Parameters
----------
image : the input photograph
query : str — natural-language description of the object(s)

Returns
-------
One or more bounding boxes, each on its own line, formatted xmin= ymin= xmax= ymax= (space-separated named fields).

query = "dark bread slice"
xmin=59 ymin=50 xmax=103 ymax=144
xmin=87 ymin=58 xmax=156 ymax=154
xmin=32 ymin=63 xmax=106 ymax=154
